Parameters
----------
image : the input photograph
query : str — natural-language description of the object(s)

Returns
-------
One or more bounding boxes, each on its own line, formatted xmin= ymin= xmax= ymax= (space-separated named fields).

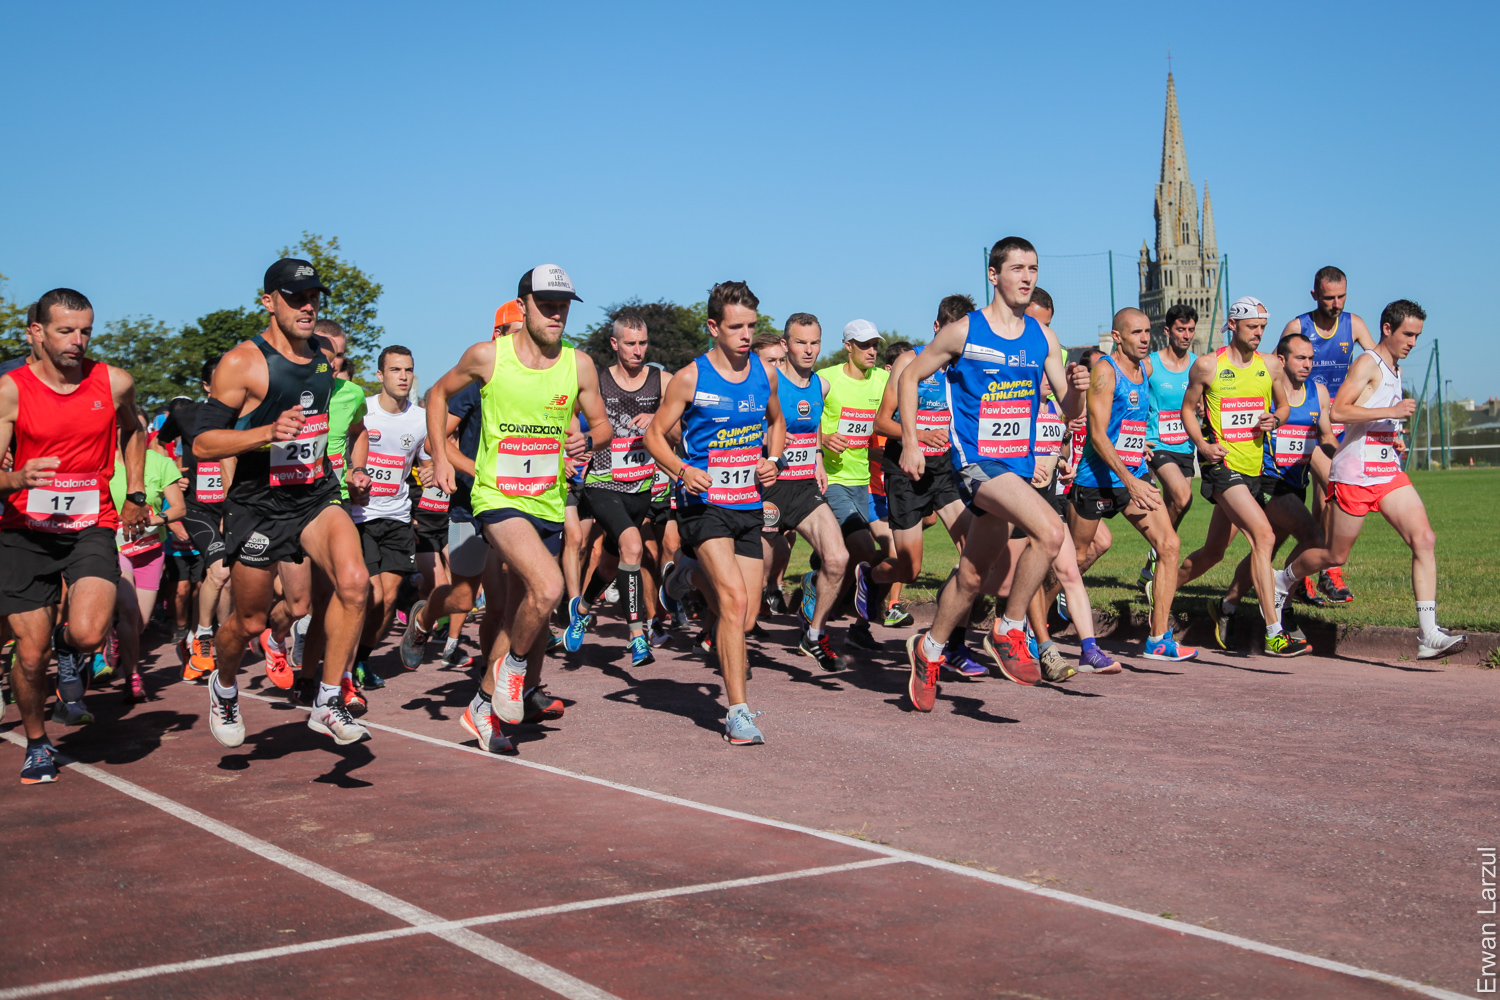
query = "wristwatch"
xmin=125 ymin=491 xmax=147 ymax=507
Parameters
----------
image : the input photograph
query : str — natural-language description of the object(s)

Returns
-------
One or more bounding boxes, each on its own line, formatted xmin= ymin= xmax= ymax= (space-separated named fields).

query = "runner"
xmin=896 ymin=238 xmax=1092 ymax=713
xmin=758 ymin=313 xmax=853 ymax=670
xmin=0 ymin=287 xmax=149 ymax=783
xmin=426 ymin=265 xmax=607 ymax=753
xmin=867 ymin=341 xmax=908 ymax=626
xmin=750 ymin=332 xmax=795 ymax=619
xmin=1069 ymin=308 xmax=1198 ymax=661
xmin=1280 ymin=265 xmax=1376 ymax=605
xmin=645 ymin=280 xmax=785 ymax=744
xmin=1177 ymin=296 xmax=1316 ymax=656
xmin=821 ymin=319 xmax=890 ymax=651
xmin=193 ymin=258 xmax=374 ymax=748
xmin=348 ymin=346 xmax=428 ymax=693
xmin=409 ymin=434 xmax=462 ymax=664
xmin=1140 ymin=303 xmax=1198 ymax=585
xmin=563 ymin=309 xmax=669 ymax=666
xmin=1323 ymin=300 xmax=1464 ymax=658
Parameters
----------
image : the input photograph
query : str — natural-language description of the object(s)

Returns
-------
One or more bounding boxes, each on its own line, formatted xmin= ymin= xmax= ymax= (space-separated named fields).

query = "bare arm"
xmin=758 ymin=360 xmax=784 ymax=488
xmin=574 ymin=355 xmax=611 ymax=458
xmin=1039 ymin=323 xmax=1089 ymax=422
xmin=1085 ymin=360 xmax=1159 ymax=509
xmin=111 ymin=366 xmax=149 ymax=531
xmin=428 ymin=340 xmax=495 ymax=494
xmin=0 ymin=376 xmax=58 ymax=494
xmin=873 ymin=353 xmax=907 ymax=439
xmin=442 ymin=412 xmax=476 ymax=479
xmin=1331 ymin=353 xmax=1417 ymax=425
xmin=345 ymin=416 xmax=372 ymax=497
xmin=646 ymin=362 xmax=710 ymax=494
xmin=160 ymin=479 xmax=186 ymax=525
xmin=897 ymin=318 xmax=968 ymax=481
xmin=1264 ymin=354 xmax=1290 ymax=432
xmin=1350 ymin=314 xmax=1378 ymax=352
xmin=1314 ymin=383 xmax=1338 ymax=451
xmin=194 ymin=343 xmax=306 ymax=461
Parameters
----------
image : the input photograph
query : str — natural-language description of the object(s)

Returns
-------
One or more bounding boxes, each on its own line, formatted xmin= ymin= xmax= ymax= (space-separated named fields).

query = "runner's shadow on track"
xmin=400 ymin=675 xmax=477 ymax=721
xmin=602 ymin=678 xmax=725 ymax=734
xmin=1194 ymin=656 xmax=1293 ymax=675
xmin=1037 ymin=681 xmax=1104 ymax=697
xmin=1119 ymin=661 xmax=1183 ymax=676
xmin=51 ymin=708 xmax=198 ymax=765
xmin=1330 ymin=655 xmax=1443 ymax=673
xmin=745 ymin=646 xmax=846 ymax=691
xmin=216 ymin=720 xmax=375 ymax=788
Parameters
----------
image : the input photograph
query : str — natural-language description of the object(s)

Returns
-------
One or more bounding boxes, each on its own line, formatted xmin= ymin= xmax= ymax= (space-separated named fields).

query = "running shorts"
xmin=582 ymin=487 xmax=653 ymax=551
xmin=183 ymin=501 xmax=226 ymax=566
xmin=760 ymin=479 xmax=827 ymax=532
xmin=475 ymin=506 xmax=565 ymax=556
xmin=1199 ymin=461 xmax=1263 ymax=508
xmin=120 ymin=546 xmax=167 ymax=592
xmin=358 ymin=517 xmax=418 ymax=576
xmin=823 ymin=483 xmax=871 ymax=538
xmin=1148 ymin=449 xmax=1196 ymax=480
xmin=448 ymin=518 xmax=489 ymax=579
xmin=1330 ymin=472 xmax=1411 ymax=518
xmin=884 ymin=463 xmax=962 ymax=531
xmin=223 ymin=494 xmax=340 ymax=568
xmin=678 ymin=504 xmax=763 ymax=560
xmin=0 ymin=526 xmax=120 ymax=615
xmin=1069 ymin=483 xmax=1132 ymax=521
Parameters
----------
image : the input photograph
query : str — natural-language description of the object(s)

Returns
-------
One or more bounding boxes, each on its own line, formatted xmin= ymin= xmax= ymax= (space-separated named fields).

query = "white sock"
xmin=503 ymin=652 xmax=527 ymax=674
xmin=342 ymin=670 xmax=353 ymax=681
xmin=443 ymin=636 xmax=458 ymax=654
xmin=196 ymin=624 xmax=213 ymax=638
xmin=264 ymin=632 xmax=285 ymax=653
xmin=1221 ymin=599 xmax=1238 ymax=615
xmin=1417 ymin=601 xmax=1437 ymax=636
xmin=1148 ymin=632 xmax=1166 ymax=643
xmin=211 ymin=676 xmax=237 ymax=699
xmin=806 ymin=628 xmax=822 ymax=641
xmin=1265 ymin=620 xmax=1284 ymax=637
xmin=1275 ymin=567 xmax=1297 ymax=595
xmin=728 ymin=701 xmax=748 ymax=716
xmin=1000 ymin=616 xmax=1026 ymax=634
xmin=316 ymin=682 xmax=340 ymax=707
xmin=921 ymin=632 xmax=945 ymax=660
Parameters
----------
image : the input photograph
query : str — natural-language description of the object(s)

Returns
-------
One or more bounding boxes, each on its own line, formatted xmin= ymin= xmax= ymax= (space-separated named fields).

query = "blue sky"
xmin=4 ymin=2 xmax=1496 ymax=398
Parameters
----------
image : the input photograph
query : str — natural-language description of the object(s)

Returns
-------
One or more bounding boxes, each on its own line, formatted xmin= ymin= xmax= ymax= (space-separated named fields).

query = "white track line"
xmin=0 ymin=844 xmax=895 ymax=1000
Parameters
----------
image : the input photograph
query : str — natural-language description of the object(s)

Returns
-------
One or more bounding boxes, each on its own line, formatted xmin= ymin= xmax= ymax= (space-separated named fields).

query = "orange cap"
xmin=494 ymin=299 xmax=524 ymax=335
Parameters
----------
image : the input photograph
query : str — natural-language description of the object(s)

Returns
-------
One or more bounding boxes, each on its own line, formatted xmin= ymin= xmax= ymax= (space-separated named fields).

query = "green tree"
xmin=172 ymin=306 xmax=267 ymax=389
xmin=275 ymin=232 xmax=384 ymax=373
xmin=0 ymin=274 xmax=29 ymax=361
xmin=578 ymin=299 xmax=712 ymax=372
xmin=90 ymin=316 xmax=189 ymax=412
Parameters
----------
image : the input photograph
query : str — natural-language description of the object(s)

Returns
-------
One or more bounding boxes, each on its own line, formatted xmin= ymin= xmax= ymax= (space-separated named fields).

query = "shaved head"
xmin=1112 ymin=307 xmax=1149 ymax=334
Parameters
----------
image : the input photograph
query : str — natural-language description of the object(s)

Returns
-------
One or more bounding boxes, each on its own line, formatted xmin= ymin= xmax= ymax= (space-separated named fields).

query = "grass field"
xmin=783 ymin=468 xmax=1500 ymax=632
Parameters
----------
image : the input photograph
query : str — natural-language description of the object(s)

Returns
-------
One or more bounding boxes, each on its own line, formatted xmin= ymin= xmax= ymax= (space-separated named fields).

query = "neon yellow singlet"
xmin=1205 ymin=346 xmax=1273 ymax=477
xmin=818 ymin=364 xmax=889 ymax=487
xmin=470 ymin=336 xmax=579 ymax=522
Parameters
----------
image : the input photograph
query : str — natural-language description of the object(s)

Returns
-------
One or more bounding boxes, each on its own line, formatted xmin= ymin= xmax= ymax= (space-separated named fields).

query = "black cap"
xmin=517 ymin=264 xmax=582 ymax=302
xmin=264 ymin=258 xmax=332 ymax=298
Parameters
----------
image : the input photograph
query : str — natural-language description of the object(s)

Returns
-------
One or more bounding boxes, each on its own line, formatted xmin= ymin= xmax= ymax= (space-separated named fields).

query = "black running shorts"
xmin=223 ymin=495 xmax=340 ymax=567
xmin=1069 ymin=483 xmax=1133 ymax=521
xmin=760 ymin=479 xmax=827 ymax=532
xmin=1148 ymin=448 xmax=1196 ymax=480
xmin=358 ymin=517 xmax=418 ymax=575
xmin=183 ymin=501 xmax=226 ymax=566
xmin=883 ymin=462 xmax=962 ymax=531
xmin=582 ymin=487 xmax=653 ymax=548
xmin=678 ymin=503 xmax=763 ymax=560
xmin=0 ymin=526 xmax=120 ymax=615
xmin=1199 ymin=461 xmax=1264 ymax=508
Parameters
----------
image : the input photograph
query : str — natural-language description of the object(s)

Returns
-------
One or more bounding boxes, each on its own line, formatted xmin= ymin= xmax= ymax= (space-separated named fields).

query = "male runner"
xmin=156 ymin=355 xmax=235 ymax=681
xmin=1324 ymin=300 xmax=1464 ymax=658
xmin=564 ymin=309 xmax=669 ymax=666
xmin=646 ymin=281 xmax=785 ymax=745
xmin=820 ymin=320 xmax=890 ymax=650
xmin=1140 ymin=303 xmax=1198 ymax=584
xmin=349 ymin=346 xmax=428 ymax=691
xmin=194 ymin=258 xmax=374 ymax=747
xmin=1281 ymin=266 xmax=1376 ymax=605
xmin=759 ymin=313 xmax=853 ymax=670
xmin=0 ymin=288 xmax=148 ymax=783
xmin=427 ymin=265 xmax=607 ymax=753
xmin=1069 ymin=308 xmax=1197 ymax=661
xmin=897 ymin=238 xmax=1090 ymax=712
xmin=1178 ymin=297 xmax=1318 ymax=656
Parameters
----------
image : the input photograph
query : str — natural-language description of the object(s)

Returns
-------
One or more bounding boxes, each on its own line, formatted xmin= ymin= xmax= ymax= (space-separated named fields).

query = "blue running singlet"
xmin=678 ymin=354 xmax=770 ymax=510
xmin=945 ymin=310 xmax=1049 ymax=480
xmin=775 ymin=368 xmax=822 ymax=482
xmin=1145 ymin=349 xmax=1196 ymax=455
xmin=1298 ymin=311 xmax=1356 ymax=398
xmin=887 ymin=346 xmax=954 ymax=470
xmin=1262 ymin=381 xmax=1321 ymax=490
xmin=1075 ymin=355 xmax=1150 ymax=489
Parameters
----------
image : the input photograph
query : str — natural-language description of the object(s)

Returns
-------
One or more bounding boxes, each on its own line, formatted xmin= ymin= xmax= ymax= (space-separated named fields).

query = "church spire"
xmin=1160 ymin=72 xmax=1190 ymax=187
xmin=1201 ymin=182 xmax=1217 ymax=258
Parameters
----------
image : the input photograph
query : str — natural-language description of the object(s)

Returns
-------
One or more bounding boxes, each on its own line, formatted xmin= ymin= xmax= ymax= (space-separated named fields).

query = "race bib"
xmin=1156 ymin=413 xmax=1187 ymax=446
xmin=1114 ymin=419 xmax=1147 ymax=469
xmin=978 ymin=399 xmax=1031 ymax=459
xmin=270 ymin=415 xmax=329 ymax=486
xmin=366 ymin=451 xmax=406 ymax=497
xmin=1363 ymin=429 xmax=1400 ymax=477
xmin=610 ymin=435 xmax=655 ymax=483
xmin=781 ymin=432 xmax=817 ymax=481
xmin=1035 ymin=410 xmax=1066 ymax=457
xmin=1218 ymin=397 xmax=1263 ymax=443
xmin=195 ymin=461 xmax=225 ymax=504
xmin=835 ymin=407 xmax=875 ymax=447
xmin=1331 ymin=423 xmax=1346 ymax=438
xmin=417 ymin=483 xmax=450 ymax=513
xmin=1273 ymin=425 xmax=1315 ymax=467
xmin=494 ymin=436 xmax=560 ymax=496
xmin=25 ymin=474 xmax=102 ymax=532
xmin=707 ymin=447 xmax=760 ymax=505
xmin=651 ymin=467 xmax=671 ymax=500
xmin=117 ymin=527 xmax=162 ymax=558
xmin=915 ymin=410 xmax=951 ymax=457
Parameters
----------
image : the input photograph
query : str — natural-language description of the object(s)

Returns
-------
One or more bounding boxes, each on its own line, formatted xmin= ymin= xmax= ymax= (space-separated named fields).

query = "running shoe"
xmin=1299 ymin=576 xmax=1329 ymax=607
xmin=53 ymin=625 xmax=87 ymax=703
xmin=1319 ymin=568 xmax=1354 ymax=604
xmin=722 ymin=706 xmax=765 ymax=746
xmin=1026 ymin=628 xmax=1039 ymax=662
xmin=459 ymin=702 xmax=514 ymax=754
xmin=493 ymin=658 xmax=528 ymax=724
xmin=104 ymin=628 xmax=120 ymax=670
xmin=629 ymin=633 xmax=655 ymax=667
xmin=695 ymin=628 xmax=716 ymax=656
xmin=124 ymin=672 xmax=147 ymax=704
xmin=398 ymin=600 xmax=429 ymax=669
xmin=186 ymin=632 xmax=215 ymax=682
xmin=983 ymin=628 xmax=1041 ymax=685
xmin=798 ymin=570 xmax=817 ymax=624
xmin=647 ymin=619 xmax=672 ymax=648
xmin=1143 ymin=631 xmax=1199 ymax=662
xmin=563 ymin=596 xmax=591 ymax=652
xmin=904 ymin=633 xmax=943 ymax=712
xmin=546 ymin=632 xmax=566 ymax=654
xmin=853 ymin=562 xmax=875 ymax=621
xmin=798 ymin=632 xmax=843 ymax=671
xmin=260 ymin=628 xmax=294 ymax=689
xmin=883 ymin=602 xmax=915 ymax=628
xmin=439 ymin=640 xmax=474 ymax=669
xmin=340 ymin=675 xmax=367 ymax=716
xmin=353 ymin=660 xmax=385 ymax=690
xmin=764 ymin=587 xmax=789 ymax=617
xmin=1038 ymin=643 xmax=1076 ymax=682
xmin=293 ymin=676 xmax=318 ymax=707
xmin=91 ymin=652 xmax=112 ymax=683
xmin=1077 ymin=645 xmax=1122 ymax=674
xmin=658 ymin=562 xmax=680 ymax=617
xmin=208 ymin=682 xmax=245 ymax=748
xmin=845 ymin=620 xmax=881 ymax=651
xmin=1139 ymin=548 xmax=1156 ymax=585
xmin=522 ymin=686 xmax=565 ymax=723
xmin=602 ymin=582 xmax=620 ymax=606
xmin=308 ymin=698 xmax=371 ymax=745
xmin=176 ymin=632 xmax=190 ymax=668
xmin=1263 ymin=632 xmax=1312 ymax=657
xmin=289 ymin=614 xmax=311 ymax=669
xmin=1207 ymin=598 xmax=1238 ymax=652
xmin=1418 ymin=628 xmax=1468 ymax=660
xmin=941 ymin=642 xmax=990 ymax=679
xmin=1055 ymin=591 xmax=1070 ymax=623
xmin=51 ymin=692 xmax=93 ymax=726
xmin=20 ymin=742 xmax=58 ymax=784
xmin=747 ymin=622 xmax=770 ymax=641
xmin=1280 ymin=601 xmax=1306 ymax=642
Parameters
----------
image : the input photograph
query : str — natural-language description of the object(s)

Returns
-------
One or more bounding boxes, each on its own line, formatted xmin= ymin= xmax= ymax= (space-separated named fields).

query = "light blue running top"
xmin=1076 ymin=355 xmax=1150 ymax=489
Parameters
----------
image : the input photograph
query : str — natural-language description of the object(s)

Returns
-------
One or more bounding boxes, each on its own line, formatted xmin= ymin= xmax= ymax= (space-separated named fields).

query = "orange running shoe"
xmin=904 ymin=633 xmax=943 ymax=712
xmin=184 ymin=632 xmax=216 ymax=682
xmin=340 ymin=674 xmax=367 ymax=716
xmin=983 ymin=627 xmax=1042 ymax=685
xmin=261 ymin=628 xmax=294 ymax=689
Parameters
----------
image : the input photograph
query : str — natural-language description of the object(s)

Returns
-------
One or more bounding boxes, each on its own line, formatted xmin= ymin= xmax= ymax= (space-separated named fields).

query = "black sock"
xmin=809 ymin=551 xmax=822 ymax=573
xmin=617 ymin=565 xmax=643 ymax=626
xmin=356 ymin=644 xmax=373 ymax=665
xmin=584 ymin=571 xmax=609 ymax=604
xmin=27 ymin=735 xmax=50 ymax=749
xmin=947 ymin=626 xmax=969 ymax=651
xmin=475 ymin=689 xmax=492 ymax=704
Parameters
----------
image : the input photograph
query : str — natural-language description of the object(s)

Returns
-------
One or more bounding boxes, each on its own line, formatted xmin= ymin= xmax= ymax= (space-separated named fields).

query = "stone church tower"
xmin=1138 ymin=73 xmax=1221 ymax=353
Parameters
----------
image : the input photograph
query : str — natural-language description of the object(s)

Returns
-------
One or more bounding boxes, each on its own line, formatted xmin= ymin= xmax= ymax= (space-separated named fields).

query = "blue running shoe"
xmin=353 ymin=660 xmax=385 ymax=689
xmin=20 ymin=742 xmax=58 ymax=784
xmin=563 ymin=596 xmax=591 ymax=653
xmin=941 ymin=642 xmax=990 ymax=678
xmin=546 ymin=632 xmax=566 ymax=653
xmin=852 ymin=562 xmax=874 ymax=621
xmin=658 ymin=561 xmax=680 ymax=619
xmin=1055 ymin=591 xmax=1070 ymax=623
xmin=1026 ymin=628 xmax=1039 ymax=662
xmin=799 ymin=570 xmax=817 ymax=624
xmin=1078 ymin=644 xmax=1121 ymax=674
xmin=723 ymin=706 xmax=765 ymax=746
xmin=1143 ymin=630 xmax=1199 ymax=662
xmin=53 ymin=625 xmax=87 ymax=703
xmin=629 ymin=633 xmax=655 ymax=667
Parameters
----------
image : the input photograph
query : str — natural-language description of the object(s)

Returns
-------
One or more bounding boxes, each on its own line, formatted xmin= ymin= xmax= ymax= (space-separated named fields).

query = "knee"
xmin=1156 ymin=530 xmax=1180 ymax=560
xmin=823 ymin=546 xmax=849 ymax=579
xmin=1250 ymin=526 xmax=1276 ymax=554
xmin=236 ymin=607 xmax=268 ymax=636
xmin=69 ymin=620 xmax=110 ymax=650
xmin=1413 ymin=525 xmax=1436 ymax=555
xmin=208 ymin=562 xmax=230 ymax=586
xmin=619 ymin=539 xmax=644 ymax=566
xmin=335 ymin=564 xmax=370 ymax=607
xmin=718 ymin=586 xmax=748 ymax=622
xmin=534 ymin=573 xmax=564 ymax=611
xmin=1037 ymin=520 xmax=1066 ymax=558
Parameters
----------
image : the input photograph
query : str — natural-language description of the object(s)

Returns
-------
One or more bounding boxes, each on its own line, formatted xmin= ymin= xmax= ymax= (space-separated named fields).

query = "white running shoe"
xmin=493 ymin=658 xmax=527 ymax=724
xmin=308 ymin=699 xmax=371 ymax=745
xmin=289 ymin=613 xmax=312 ymax=669
xmin=602 ymin=582 xmax=620 ymax=605
xmin=208 ymin=682 xmax=246 ymax=748
xmin=1417 ymin=628 xmax=1467 ymax=660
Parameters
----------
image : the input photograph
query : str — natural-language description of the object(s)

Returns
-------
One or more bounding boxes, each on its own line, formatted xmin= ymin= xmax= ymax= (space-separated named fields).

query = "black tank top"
xmin=229 ymin=335 xmax=338 ymax=512
xmin=584 ymin=365 xmax=662 ymax=493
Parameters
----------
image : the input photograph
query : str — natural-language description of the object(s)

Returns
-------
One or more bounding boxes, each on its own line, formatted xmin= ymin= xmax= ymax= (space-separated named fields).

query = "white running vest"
xmin=353 ymin=396 xmax=429 ymax=523
xmin=1330 ymin=354 xmax=1402 ymax=488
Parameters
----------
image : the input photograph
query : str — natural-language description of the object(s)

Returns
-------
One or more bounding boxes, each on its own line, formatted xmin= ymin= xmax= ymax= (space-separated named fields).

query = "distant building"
xmin=1138 ymin=73 xmax=1222 ymax=354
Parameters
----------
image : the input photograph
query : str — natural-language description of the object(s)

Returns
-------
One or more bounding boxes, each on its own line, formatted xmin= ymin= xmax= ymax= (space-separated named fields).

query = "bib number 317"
xmin=707 ymin=447 xmax=760 ymax=505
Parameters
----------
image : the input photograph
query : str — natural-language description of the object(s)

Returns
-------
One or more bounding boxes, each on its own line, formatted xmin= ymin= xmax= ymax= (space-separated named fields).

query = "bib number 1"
xmin=495 ymin=436 xmax=560 ymax=496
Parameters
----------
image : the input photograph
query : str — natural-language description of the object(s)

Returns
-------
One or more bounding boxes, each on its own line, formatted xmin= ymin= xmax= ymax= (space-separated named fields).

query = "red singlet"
xmin=1 ymin=360 xmax=119 ymax=533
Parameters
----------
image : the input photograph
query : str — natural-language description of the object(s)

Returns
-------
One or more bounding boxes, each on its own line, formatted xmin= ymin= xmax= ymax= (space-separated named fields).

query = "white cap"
xmin=1227 ymin=296 xmax=1268 ymax=321
xmin=520 ymin=264 xmax=583 ymax=302
xmin=843 ymin=318 xmax=881 ymax=343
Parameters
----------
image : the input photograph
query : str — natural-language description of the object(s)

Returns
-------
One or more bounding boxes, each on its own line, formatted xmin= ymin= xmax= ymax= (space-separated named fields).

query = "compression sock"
xmin=583 ymin=572 xmax=610 ymax=605
xmin=1417 ymin=601 xmax=1437 ymax=636
xmin=356 ymin=644 xmax=373 ymax=665
xmin=617 ymin=563 xmax=643 ymax=627
xmin=1080 ymin=637 xmax=1100 ymax=655
xmin=946 ymin=626 xmax=969 ymax=651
